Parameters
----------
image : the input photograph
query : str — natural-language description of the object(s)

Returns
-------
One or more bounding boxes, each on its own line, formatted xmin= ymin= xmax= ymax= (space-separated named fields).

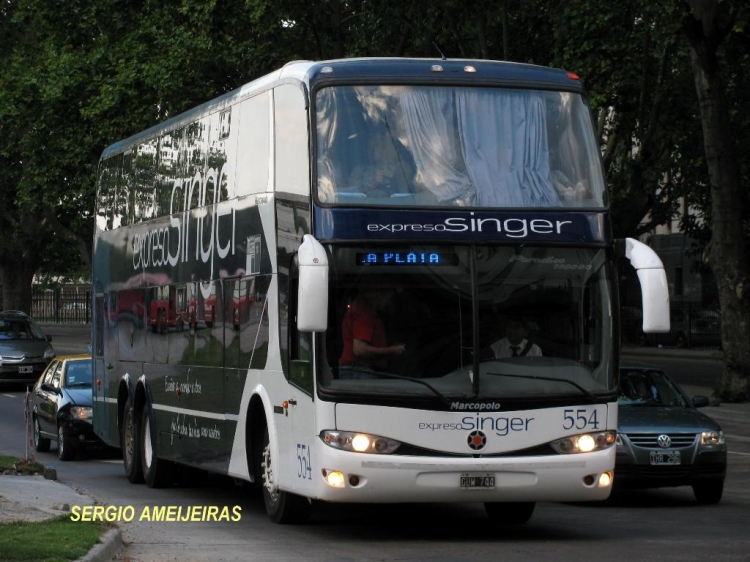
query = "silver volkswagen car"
xmin=0 ymin=311 xmax=56 ymax=386
xmin=614 ymin=362 xmax=727 ymax=504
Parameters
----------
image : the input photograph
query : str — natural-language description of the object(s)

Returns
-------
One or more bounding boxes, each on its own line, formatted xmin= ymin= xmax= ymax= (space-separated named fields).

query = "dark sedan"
xmin=29 ymin=354 xmax=102 ymax=460
xmin=614 ymin=362 xmax=727 ymax=503
xmin=0 ymin=310 xmax=56 ymax=386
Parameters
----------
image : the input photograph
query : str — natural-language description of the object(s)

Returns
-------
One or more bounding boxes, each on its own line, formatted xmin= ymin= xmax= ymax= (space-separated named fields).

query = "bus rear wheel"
xmin=122 ymin=395 xmax=144 ymax=483
xmin=141 ymin=403 xmax=173 ymax=488
xmin=261 ymin=426 xmax=311 ymax=524
xmin=484 ymin=501 xmax=535 ymax=525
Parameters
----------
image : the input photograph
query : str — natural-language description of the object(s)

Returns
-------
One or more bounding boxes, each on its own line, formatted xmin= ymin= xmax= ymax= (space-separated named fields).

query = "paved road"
xmin=3 ymin=325 xmax=748 ymax=561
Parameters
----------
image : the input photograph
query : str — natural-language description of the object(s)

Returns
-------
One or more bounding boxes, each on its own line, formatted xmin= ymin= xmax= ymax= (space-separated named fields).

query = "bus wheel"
xmin=140 ymin=403 xmax=173 ymax=488
xmin=121 ymin=395 xmax=144 ymax=484
xmin=261 ymin=426 xmax=311 ymax=524
xmin=484 ymin=502 xmax=535 ymax=525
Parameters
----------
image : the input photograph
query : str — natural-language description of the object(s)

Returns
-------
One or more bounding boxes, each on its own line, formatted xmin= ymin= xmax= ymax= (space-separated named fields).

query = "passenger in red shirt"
xmin=338 ymin=288 xmax=406 ymax=379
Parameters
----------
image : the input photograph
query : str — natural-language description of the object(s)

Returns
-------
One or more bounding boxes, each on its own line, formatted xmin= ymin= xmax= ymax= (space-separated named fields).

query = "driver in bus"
xmin=338 ymin=287 xmax=406 ymax=379
xmin=489 ymin=318 xmax=542 ymax=358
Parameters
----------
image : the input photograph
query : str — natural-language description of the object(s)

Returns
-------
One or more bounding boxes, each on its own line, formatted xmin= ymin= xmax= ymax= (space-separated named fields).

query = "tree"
xmin=681 ymin=0 xmax=750 ymax=401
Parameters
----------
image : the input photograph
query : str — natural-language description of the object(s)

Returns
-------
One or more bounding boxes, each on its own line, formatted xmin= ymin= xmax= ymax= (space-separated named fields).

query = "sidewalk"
xmin=0 ymin=473 xmax=122 ymax=561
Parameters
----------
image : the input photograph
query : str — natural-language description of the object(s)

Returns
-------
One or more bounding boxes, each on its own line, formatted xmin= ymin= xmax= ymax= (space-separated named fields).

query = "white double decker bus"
xmin=91 ymin=58 xmax=669 ymax=524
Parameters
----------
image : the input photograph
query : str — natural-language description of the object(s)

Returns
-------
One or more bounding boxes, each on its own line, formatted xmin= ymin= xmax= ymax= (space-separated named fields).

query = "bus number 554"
xmin=563 ymin=409 xmax=600 ymax=430
xmin=297 ymin=444 xmax=312 ymax=480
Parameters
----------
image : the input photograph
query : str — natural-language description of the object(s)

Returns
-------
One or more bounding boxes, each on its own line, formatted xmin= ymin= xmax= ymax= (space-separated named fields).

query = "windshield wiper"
xmin=343 ymin=368 xmax=452 ymax=407
xmin=485 ymin=371 xmax=599 ymax=402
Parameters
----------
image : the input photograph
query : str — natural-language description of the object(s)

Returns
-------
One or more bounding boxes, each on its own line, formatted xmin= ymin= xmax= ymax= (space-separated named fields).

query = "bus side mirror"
xmin=297 ymin=235 xmax=329 ymax=332
xmin=621 ymin=237 xmax=670 ymax=333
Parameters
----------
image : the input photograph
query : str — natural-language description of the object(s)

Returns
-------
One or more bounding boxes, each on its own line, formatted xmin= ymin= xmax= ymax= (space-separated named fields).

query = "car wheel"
xmin=121 ymin=395 xmax=144 ymax=483
xmin=58 ymin=425 xmax=75 ymax=461
xmin=484 ymin=502 xmax=536 ymax=525
xmin=140 ymin=402 xmax=173 ymax=488
xmin=692 ymin=480 xmax=724 ymax=504
xmin=33 ymin=417 xmax=50 ymax=452
xmin=261 ymin=425 xmax=311 ymax=524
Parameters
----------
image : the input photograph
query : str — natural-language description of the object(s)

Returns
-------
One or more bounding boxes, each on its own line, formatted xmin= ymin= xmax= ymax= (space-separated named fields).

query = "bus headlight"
xmin=320 ymin=430 xmax=401 ymax=454
xmin=550 ymin=430 xmax=616 ymax=454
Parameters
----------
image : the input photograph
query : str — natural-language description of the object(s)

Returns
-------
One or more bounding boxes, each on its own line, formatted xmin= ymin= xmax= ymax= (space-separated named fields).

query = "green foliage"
xmin=0 ymin=0 xmax=749 ymax=304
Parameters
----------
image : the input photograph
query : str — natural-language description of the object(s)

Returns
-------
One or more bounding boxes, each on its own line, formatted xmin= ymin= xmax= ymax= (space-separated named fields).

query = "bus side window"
xmin=288 ymin=266 xmax=314 ymax=394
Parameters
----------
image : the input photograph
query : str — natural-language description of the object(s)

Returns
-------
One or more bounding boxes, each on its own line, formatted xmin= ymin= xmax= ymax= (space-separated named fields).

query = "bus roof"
xmin=101 ymin=57 xmax=584 ymax=160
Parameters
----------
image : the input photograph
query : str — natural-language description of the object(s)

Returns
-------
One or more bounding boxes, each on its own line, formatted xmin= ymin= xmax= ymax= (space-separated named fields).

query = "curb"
xmin=77 ymin=527 xmax=122 ymax=562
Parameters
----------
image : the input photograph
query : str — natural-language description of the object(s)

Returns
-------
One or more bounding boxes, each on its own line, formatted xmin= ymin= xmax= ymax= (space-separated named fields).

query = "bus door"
xmin=93 ymin=291 xmax=120 ymax=445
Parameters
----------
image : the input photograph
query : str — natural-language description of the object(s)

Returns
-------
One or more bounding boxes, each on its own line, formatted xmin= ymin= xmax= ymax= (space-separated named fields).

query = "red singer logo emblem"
xmin=467 ymin=430 xmax=487 ymax=451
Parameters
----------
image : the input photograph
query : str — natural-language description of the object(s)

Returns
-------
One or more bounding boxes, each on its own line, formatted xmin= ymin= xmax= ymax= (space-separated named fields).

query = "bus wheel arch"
xmin=246 ymin=395 xmax=311 ymax=524
xmin=246 ymin=394 xmax=267 ymax=487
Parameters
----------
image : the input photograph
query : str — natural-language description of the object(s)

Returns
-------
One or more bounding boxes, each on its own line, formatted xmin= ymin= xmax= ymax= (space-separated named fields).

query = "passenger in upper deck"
xmin=347 ymin=129 xmax=415 ymax=199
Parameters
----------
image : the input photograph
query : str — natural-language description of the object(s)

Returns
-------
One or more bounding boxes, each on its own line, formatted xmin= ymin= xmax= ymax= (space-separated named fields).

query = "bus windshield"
xmin=319 ymin=245 xmax=615 ymax=403
xmin=316 ymin=85 xmax=606 ymax=208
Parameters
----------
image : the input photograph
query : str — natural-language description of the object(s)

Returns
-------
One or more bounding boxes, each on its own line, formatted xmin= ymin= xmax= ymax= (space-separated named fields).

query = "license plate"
xmin=460 ymin=473 xmax=495 ymax=489
xmin=650 ymin=450 xmax=681 ymax=465
xmin=18 ymin=366 xmax=33 ymax=374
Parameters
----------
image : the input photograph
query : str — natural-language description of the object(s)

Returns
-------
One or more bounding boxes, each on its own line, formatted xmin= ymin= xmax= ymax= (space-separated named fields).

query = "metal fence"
xmin=31 ymin=286 xmax=91 ymax=324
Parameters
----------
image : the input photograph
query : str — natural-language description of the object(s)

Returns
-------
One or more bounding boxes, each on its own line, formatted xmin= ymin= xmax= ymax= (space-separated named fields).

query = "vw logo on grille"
xmin=467 ymin=430 xmax=487 ymax=451
xmin=657 ymin=434 xmax=672 ymax=448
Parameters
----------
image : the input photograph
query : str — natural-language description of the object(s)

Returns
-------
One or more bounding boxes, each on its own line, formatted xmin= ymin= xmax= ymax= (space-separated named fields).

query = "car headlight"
xmin=70 ymin=406 xmax=93 ymax=420
xmin=320 ymin=430 xmax=401 ymax=454
xmin=44 ymin=346 xmax=55 ymax=359
xmin=701 ymin=430 xmax=724 ymax=445
xmin=550 ymin=431 xmax=616 ymax=454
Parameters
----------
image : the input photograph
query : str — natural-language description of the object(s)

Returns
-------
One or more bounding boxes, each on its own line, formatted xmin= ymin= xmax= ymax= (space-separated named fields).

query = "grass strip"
xmin=0 ymin=515 xmax=108 ymax=562
xmin=0 ymin=455 xmax=45 ymax=475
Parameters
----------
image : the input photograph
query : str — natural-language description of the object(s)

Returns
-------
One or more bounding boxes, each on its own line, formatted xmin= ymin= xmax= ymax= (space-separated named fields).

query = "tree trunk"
xmin=0 ymin=261 xmax=36 ymax=314
xmin=683 ymin=1 xmax=750 ymax=401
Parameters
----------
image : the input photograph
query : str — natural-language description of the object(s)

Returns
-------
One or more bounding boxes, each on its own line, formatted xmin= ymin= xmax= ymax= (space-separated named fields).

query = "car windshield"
xmin=64 ymin=360 xmax=93 ymax=387
xmin=618 ymin=369 xmax=689 ymax=408
xmin=0 ymin=318 xmax=46 ymax=340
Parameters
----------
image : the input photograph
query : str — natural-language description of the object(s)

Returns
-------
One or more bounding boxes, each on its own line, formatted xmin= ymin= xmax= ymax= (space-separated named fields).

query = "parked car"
xmin=614 ymin=362 xmax=727 ymax=503
xmin=646 ymin=309 xmax=722 ymax=349
xmin=0 ymin=310 xmax=56 ymax=386
xmin=29 ymin=354 xmax=101 ymax=460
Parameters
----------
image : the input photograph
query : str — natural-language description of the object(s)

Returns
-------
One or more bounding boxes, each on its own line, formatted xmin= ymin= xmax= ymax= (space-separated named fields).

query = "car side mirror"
xmin=41 ymin=382 xmax=60 ymax=394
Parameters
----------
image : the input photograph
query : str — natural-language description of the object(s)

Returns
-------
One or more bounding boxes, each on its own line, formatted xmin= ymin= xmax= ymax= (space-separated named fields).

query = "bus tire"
xmin=140 ymin=402 xmax=172 ymax=488
xmin=484 ymin=501 xmax=535 ymax=525
xmin=121 ymin=395 xmax=144 ymax=484
xmin=261 ymin=425 xmax=311 ymax=524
